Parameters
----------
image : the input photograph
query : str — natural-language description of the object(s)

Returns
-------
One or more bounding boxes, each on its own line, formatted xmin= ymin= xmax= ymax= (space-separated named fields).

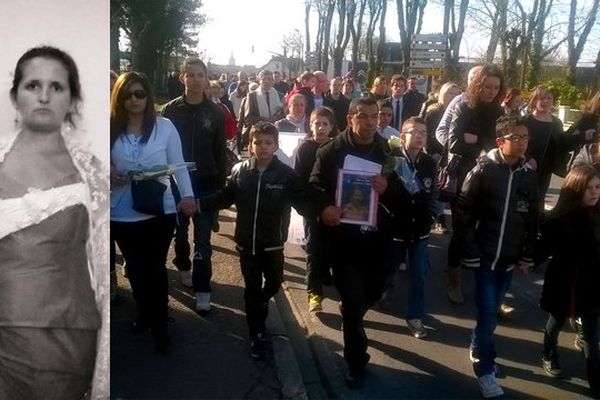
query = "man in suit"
xmin=389 ymin=74 xmax=426 ymax=131
xmin=403 ymin=76 xmax=426 ymax=118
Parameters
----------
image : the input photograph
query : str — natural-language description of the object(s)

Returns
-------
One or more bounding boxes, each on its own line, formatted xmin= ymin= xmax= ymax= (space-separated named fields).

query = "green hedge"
xmin=543 ymin=78 xmax=584 ymax=108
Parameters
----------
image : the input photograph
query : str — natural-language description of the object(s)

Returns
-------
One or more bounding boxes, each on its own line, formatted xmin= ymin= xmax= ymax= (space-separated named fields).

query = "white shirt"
xmin=110 ymin=117 xmax=194 ymax=222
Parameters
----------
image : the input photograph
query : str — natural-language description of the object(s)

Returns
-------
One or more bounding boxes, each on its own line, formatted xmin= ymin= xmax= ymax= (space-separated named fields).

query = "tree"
xmin=332 ymin=0 xmax=355 ymax=76
xmin=364 ymin=0 xmax=385 ymax=85
xmin=566 ymin=0 xmax=600 ymax=83
xmin=110 ymin=0 xmax=123 ymax=72
xmin=443 ymin=0 xmax=469 ymax=82
xmin=595 ymin=48 xmax=600 ymax=90
xmin=396 ymin=0 xmax=428 ymax=76
xmin=313 ymin=0 xmax=336 ymax=71
xmin=349 ymin=0 xmax=368 ymax=72
xmin=305 ymin=0 xmax=312 ymax=64
xmin=466 ymin=0 xmax=509 ymax=63
xmin=114 ymin=0 xmax=205 ymax=87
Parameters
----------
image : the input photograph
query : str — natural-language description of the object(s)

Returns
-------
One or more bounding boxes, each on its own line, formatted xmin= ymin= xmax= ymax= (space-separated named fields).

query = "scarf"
xmin=255 ymin=87 xmax=283 ymax=118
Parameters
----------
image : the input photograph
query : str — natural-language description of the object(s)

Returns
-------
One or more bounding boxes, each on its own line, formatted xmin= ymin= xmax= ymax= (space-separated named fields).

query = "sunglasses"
xmin=124 ymin=90 xmax=147 ymax=100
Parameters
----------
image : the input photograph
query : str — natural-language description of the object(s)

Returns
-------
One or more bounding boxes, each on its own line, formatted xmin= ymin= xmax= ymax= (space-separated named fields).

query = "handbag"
xmin=438 ymin=153 xmax=462 ymax=201
xmin=131 ymin=179 xmax=167 ymax=215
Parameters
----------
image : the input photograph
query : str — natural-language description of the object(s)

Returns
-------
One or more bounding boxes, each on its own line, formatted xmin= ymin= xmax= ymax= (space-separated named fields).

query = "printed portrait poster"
xmin=336 ymin=169 xmax=378 ymax=226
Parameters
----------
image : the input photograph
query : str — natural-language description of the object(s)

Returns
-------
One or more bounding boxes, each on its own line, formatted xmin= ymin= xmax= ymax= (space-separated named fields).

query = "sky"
xmin=197 ymin=0 xmax=444 ymax=67
xmin=197 ymin=0 xmax=598 ymax=68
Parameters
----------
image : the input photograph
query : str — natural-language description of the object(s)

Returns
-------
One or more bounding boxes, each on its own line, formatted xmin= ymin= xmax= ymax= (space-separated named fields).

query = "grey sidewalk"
xmin=110 ymin=207 xmax=309 ymax=399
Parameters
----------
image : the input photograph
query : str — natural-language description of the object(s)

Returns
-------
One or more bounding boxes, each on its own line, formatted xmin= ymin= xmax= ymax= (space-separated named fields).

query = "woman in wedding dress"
xmin=0 ymin=46 xmax=108 ymax=399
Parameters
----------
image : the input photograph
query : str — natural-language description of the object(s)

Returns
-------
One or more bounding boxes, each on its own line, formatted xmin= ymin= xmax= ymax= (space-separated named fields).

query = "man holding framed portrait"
xmin=309 ymin=97 xmax=396 ymax=388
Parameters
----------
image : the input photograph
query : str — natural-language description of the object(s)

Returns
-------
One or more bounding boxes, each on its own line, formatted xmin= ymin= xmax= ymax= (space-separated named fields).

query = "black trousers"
xmin=331 ymin=232 xmax=386 ymax=372
xmin=111 ymin=215 xmax=176 ymax=342
xmin=239 ymin=250 xmax=284 ymax=338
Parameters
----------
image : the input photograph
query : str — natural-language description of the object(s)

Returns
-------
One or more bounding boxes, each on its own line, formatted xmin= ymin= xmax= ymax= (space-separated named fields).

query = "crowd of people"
xmin=110 ymin=59 xmax=600 ymax=399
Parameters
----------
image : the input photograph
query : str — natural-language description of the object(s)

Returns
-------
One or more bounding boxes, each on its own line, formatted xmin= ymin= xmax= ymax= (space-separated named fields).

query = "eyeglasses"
xmin=403 ymin=129 xmax=427 ymax=137
xmin=124 ymin=90 xmax=147 ymax=100
xmin=502 ymin=134 xmax=529 ymax=143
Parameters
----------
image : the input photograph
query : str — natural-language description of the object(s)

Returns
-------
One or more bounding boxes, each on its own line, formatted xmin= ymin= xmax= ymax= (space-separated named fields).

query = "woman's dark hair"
xmin=11 ymin=46 xmax=82 ymax=125
xmin=310 ymin=106 xmax=339 ymax=138
xmin=550 ymin=164 xmax=600 ymax=217
xmin=466 ymin=64 xmax=505 ymax=108
xmin=110 ymin=71 xmax=156 ymax=148
xmin=502 ymin=88 xmax=521 ymax=108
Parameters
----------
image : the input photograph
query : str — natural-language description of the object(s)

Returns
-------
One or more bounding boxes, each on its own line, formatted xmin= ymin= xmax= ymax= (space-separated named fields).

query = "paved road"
xmin=110 ymin=207 xmax=306 ymax=399
xmin=280 ymin=174 xmax=596 ymax=399
xmin=111 ymin=174 xmax=596 ymax=399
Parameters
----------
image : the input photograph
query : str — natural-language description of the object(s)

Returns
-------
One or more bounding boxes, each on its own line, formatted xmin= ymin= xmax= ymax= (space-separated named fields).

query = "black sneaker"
xmin=250 ymin=333 xmax=267 ymax=359
xmin=542 ymin=357 xmax=563 ymax=378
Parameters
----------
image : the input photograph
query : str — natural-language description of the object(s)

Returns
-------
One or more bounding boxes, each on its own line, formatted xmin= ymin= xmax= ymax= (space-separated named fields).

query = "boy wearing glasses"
xmin=456 ymin=115 xmax=538 ymax=398
xmin=385 ymin=117 xmax=439 ymax=339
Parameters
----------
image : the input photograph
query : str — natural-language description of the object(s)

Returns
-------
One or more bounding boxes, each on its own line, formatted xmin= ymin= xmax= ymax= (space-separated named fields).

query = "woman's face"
xmin=582 ymin=176 xmax=600 ymax=207
xmin=351 ymin=188 xmax=364 ymax=205
xmin=289 ymin=97 xmax=306 ymax=118
xmin=12 ymin=57 xmax=73 ymax=132
xmin=535 ymin=92 xmax=554 ymax=114
xmin=479 ymin=76 xmax=501 ymax=103
xmin=342 ymin=82 xmax=353 ymax=96
xmin=509 ymin=95 xmax=523 ymax=111
xmin=374 ymin=80 xmax=387 ymax=95
xmin=311 ymin=115 xmax=332 ymax=142
xmin=123 ymin=82 xmax=147 ymax=116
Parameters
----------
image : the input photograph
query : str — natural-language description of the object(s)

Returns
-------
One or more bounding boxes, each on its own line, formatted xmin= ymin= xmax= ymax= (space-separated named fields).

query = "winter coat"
xmin=385 ymin=148 xmax=439 ymax=242
xmin=215 ymin=156 xmax=310 ymax=255
xmin=538 ymin=207 xmax=600 ymax=317
xmin=456 ymin=148 xmax=539 ymax=270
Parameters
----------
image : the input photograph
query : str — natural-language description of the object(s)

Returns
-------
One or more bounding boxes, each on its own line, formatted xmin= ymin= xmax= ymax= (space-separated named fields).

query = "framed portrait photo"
xmin=336 ymin=169 xmax=378 ymax=226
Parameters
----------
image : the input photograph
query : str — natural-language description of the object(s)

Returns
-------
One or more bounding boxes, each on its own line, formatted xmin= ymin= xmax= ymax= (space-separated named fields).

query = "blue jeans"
xmin=173 ymin=180 xmax=217 ymax=293
xmin=470 ymin=263 xmax=513 ymax=377
xmin=389 ymin=238 xmax=430 ymax=319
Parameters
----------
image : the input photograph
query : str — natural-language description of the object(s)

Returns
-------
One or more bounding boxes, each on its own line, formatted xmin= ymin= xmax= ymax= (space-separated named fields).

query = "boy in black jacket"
xmin=385 ymin=117 xmax=439 ymax=339
xmin=213 ymin=121 xmax=309 ymax=359
xmin=456 ymin=115 xmax=538 ymax=398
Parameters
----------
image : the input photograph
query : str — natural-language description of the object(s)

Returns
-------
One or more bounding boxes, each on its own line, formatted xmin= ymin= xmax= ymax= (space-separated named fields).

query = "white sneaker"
xmin=398 ymin=262 xmax=407 ymax=272
xmin=195 ymin=292 xmax=211 ymax=314
xmin=406 ymin=319 xmax=427 ymax=339
xmin=180 ymin=270 xmax=193 ymax=288
xmin=477 ymin=373 xmax=503 ymax=398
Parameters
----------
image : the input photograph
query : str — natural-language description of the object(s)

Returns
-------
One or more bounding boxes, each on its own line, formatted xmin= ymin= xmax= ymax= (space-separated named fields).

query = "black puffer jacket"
xmin=160 ymin=96 xmax=226 ymax=187
xmin=456 ymin=148 xmax=539 ymax=270
xmin=384 ymin=148 xmax=439 ymax=242
xmin=538 ymin=207 xmax=600 ymax=317
xmin=216 ymin=156 xmax=310 ymax=255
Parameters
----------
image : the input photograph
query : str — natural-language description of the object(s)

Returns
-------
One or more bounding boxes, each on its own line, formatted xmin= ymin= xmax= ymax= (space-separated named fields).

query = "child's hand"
xmin=584 ymin=128 xmax=595 ymax=141
xmin=517 ymin=261 xmax=531 ymax=275
xmin=321 ymin=206 xmax=342 ymax=226
xmin=178 ymin=196 xmax=197 ymax=217
xmin=464 ymin=132 xmax=478 ymax=144
xmin=372 ymin=175 xmax=388 ymax=194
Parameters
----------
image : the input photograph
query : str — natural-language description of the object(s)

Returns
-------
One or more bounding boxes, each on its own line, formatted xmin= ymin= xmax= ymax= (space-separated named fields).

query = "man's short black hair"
xmin=250 ymin=121 xmax=279 ymax=142
xmin=348 ymin=97 xmax=378 ymax=115
xmin=495 ymin=115 xmax=528 ymax=138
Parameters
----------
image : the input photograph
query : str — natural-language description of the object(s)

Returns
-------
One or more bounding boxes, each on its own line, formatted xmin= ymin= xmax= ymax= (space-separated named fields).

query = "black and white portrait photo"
xmin=0 ymin=1 xmax=109 ymax=399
